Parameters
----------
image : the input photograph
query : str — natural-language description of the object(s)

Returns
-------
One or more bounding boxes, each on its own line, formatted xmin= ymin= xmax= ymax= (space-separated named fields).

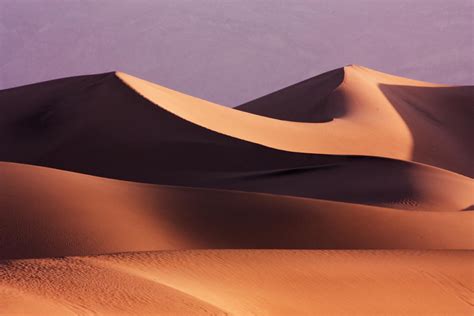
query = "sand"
xmin=118 ymin=65 xmax=473 ymax=176
xmin=0 ymin=65 xmax=472 ymax=314
xmin=1 ymin=250 xmax=472 ymax=315
xmin=0 ymin=70 xmax=472 ymax=210
xmin=1 ymin=161 xmax=473 ymax=260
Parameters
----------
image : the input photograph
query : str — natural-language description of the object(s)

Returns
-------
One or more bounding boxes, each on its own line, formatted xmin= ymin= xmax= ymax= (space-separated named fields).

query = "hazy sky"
xmin=1 ymin=0 xmax=472 ymax=106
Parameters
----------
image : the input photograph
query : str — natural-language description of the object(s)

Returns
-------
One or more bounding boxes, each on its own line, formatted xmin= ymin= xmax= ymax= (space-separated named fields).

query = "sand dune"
xmin=238 ymin=66 xmax=474 ymax=176
xmin=0 ymin=71 xmax=472 ymax=209
xmin=1 ymin=250 xmax=472 ymax=315
xmin=117 ymin=66 xmax=473 ymax=176
xmin=1 ymin=161 xmax=472 ymax=260
xmin=0 ymin=65 xmax=472 ymax=314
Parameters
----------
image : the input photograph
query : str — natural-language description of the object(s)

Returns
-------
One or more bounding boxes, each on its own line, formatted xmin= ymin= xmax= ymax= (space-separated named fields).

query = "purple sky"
xmin=1 ymin=0 xmax=472 ymax=106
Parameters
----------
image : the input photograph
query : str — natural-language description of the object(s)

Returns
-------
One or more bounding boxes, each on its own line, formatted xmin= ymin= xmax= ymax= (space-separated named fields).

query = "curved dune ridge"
xmin=0 ymin=65 xmax=473 ymax=314
xmin=117 ymin=65 xmax=473 ymax=176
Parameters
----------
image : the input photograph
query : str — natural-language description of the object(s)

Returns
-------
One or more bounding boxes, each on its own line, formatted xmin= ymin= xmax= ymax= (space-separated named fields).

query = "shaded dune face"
xmin=378 ymin=84 xmax=474 ymax=176
xmin=236 ymin=68 xmax=346 ymax=122
xmin=1 ymin=162 xmax=473 ymax=260
xmin=0 ymin=71 xmax=472 ymax=210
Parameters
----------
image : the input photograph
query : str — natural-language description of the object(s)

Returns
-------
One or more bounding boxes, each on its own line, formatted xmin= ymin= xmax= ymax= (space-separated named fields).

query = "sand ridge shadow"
xmin=236 ymin=68 xmax=347 ymax=122
xmin=378 ymin=84 xmax=474 ymax=177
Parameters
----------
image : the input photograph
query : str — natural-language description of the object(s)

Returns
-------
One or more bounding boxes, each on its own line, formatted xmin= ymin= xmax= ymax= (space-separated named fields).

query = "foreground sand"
xmin=1 ymin=250 xmax=472 ymax=315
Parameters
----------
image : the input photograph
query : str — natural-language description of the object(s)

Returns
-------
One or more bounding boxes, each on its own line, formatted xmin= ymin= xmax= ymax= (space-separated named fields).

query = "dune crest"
xmin=116 ymin=68 xmax=415 ymax=163
xmin=117 ymin=66 xmax=473 ymax=175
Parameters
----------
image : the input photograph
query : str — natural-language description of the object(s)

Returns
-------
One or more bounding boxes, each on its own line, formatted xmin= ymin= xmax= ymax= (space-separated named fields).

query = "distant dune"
xmin=118 ymin=65 xmax=473 ymax=176
xmin=0 ymin=66 xmax=472 ymax=315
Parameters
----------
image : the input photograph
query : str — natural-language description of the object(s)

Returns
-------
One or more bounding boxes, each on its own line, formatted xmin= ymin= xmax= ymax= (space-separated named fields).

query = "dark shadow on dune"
xmin=160 ymin=189 xmax=327 ymax=249
xmin=142 ymin=184 xmax=473 ymax=251
xmin=196 ymin=156 xmax=430 ymax=210
xmin=378 ymin=84 xmax=474 ymax=177
xmin=235 ymin=68 xmax=347 ymax=122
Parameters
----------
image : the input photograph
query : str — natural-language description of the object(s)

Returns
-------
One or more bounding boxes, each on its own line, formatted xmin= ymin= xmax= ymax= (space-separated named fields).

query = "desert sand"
xmin=0 ymin=66 xmax=472 ymax=315
xmin=1 ymin=161 xmax=473 ymax=260
xmin=0 ymin=69 xmax=472 ymax=210
xmin=118 ymin=65 xmax=473 ymax=176
xmin=1 ymin=251 xmax=472 ymax=315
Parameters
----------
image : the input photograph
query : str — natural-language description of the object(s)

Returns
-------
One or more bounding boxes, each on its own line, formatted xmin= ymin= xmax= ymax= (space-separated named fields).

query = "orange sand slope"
xmin=1 ymin=250 xmax=472 ymax=315
xmin=1 ymin=161 xmax=473 ymax=260
xmin=118 ymin=65 xmax=473 ymax=176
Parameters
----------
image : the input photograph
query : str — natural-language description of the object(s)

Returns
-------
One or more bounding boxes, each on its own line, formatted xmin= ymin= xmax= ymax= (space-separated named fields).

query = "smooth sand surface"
xmin=1 ymin=250 xmax=472 ymax=315
xmin=1 ymin=161 xmax=473 ymax=260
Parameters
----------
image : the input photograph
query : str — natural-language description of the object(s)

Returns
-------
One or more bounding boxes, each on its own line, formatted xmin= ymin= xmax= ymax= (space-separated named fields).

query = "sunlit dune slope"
xmin=118 ymin=66 xmax=473 ymax=176
xmin=1 ymin=162 xmax=472 ymax=260
xmin=0 ymin=66 xmax=472 ymax=181
xmin=1 ymin=250 xmax=472 ymax=315
xmin=237 ymin=66 xmax=474 ymax=176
